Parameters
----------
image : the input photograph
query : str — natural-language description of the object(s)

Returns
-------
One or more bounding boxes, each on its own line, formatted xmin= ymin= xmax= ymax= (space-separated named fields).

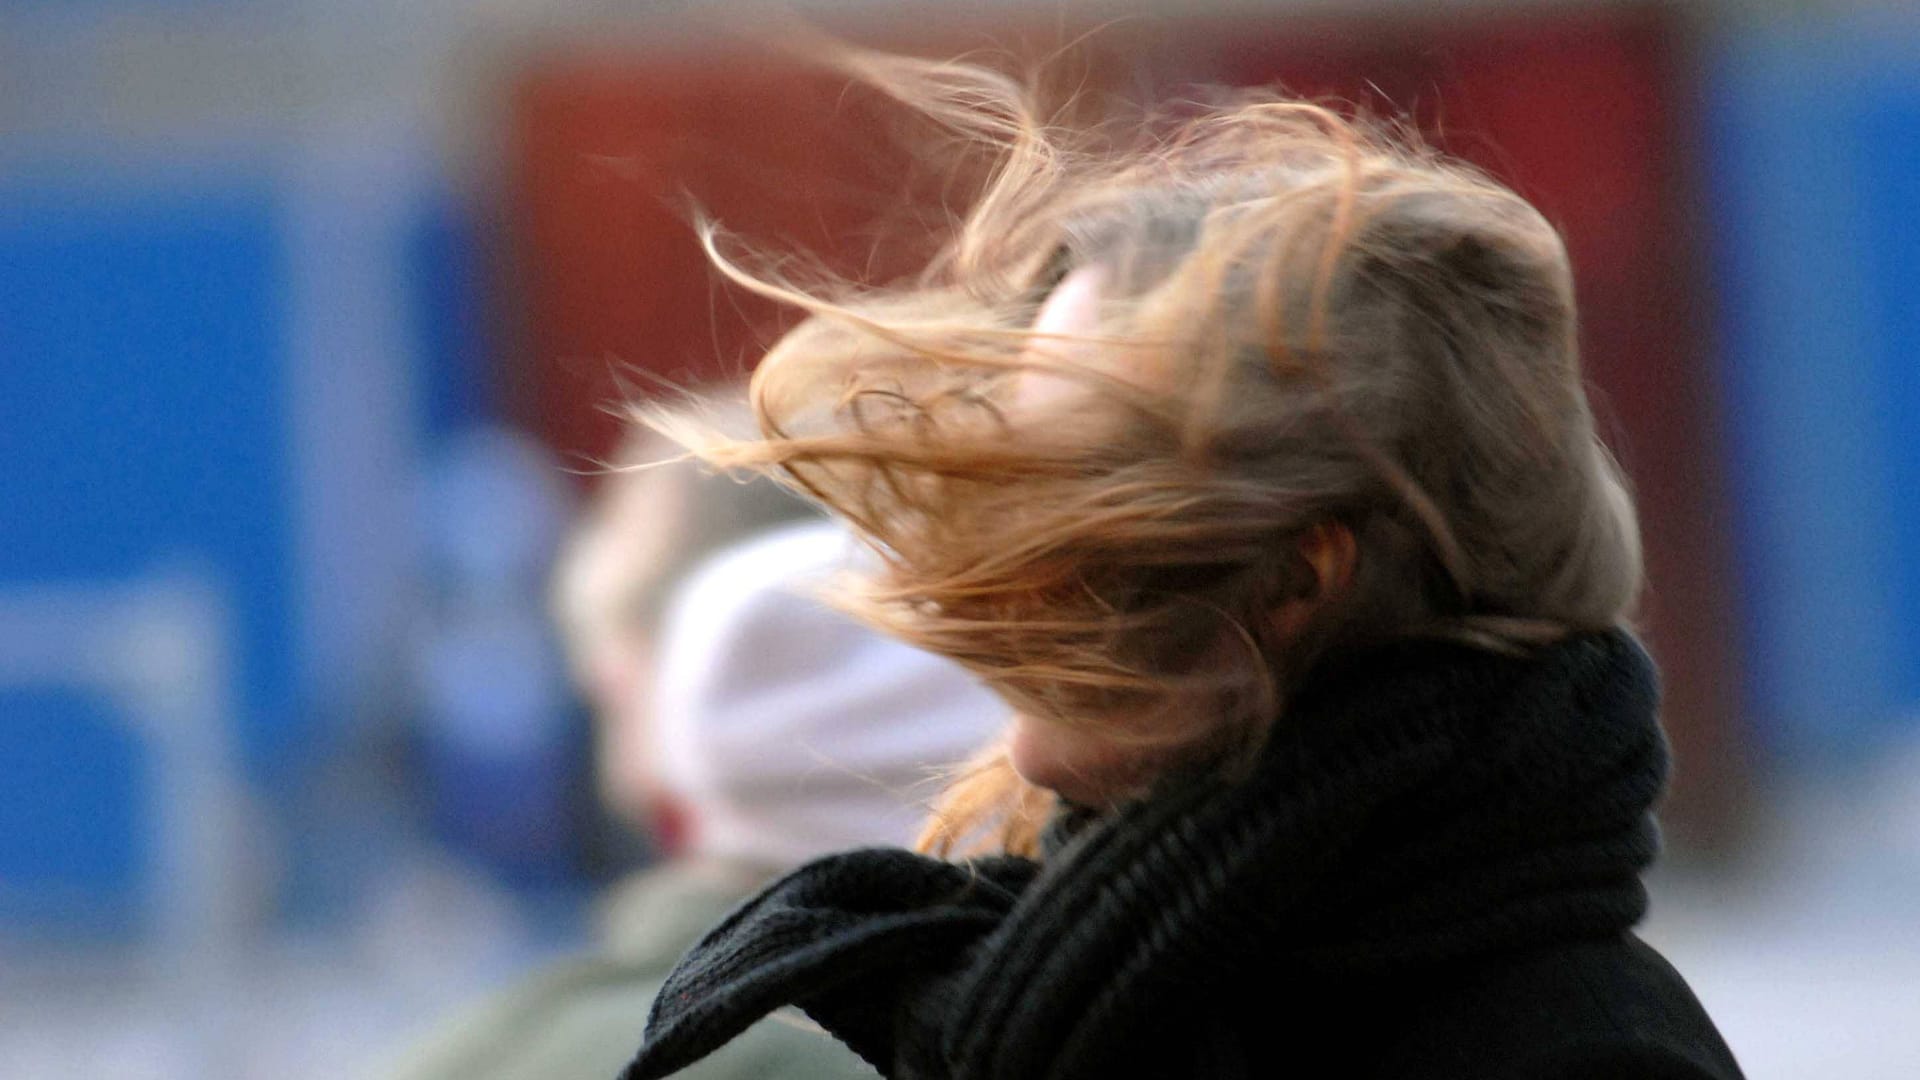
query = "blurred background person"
xmin=384 ymin=417 xmax=1003 ymax=1080
xmin=550 ymin=409 xmax=821 ymax=854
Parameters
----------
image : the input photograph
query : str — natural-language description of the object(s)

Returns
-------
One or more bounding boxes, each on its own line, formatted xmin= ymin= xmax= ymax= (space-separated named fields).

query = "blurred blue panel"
xmin=1704 ymin=24 xmax=1920 ymax=757
xmin=0 ymin=182 xmax=296 ymax=759
xmin=1850 ymin=96 xmax=1920 ymax=708
xmin=407 ymin=196 xmax=497 ymax=436
xmin=0 ymin=688 xmax=149 ymax=935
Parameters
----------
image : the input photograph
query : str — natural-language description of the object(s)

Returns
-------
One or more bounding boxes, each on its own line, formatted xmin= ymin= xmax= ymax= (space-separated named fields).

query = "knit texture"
xmin=624 ymin=631 xmax=1686 ymax=1080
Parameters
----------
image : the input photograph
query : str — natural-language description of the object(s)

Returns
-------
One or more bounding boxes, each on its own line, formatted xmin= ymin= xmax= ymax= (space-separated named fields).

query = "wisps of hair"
xmin=641 ymin=43 xmax=1642 ymax=859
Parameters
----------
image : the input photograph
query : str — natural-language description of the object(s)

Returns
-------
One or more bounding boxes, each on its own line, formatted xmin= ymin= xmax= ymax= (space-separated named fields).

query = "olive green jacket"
xmin=385 ymin=861 xmax=874 ymax=1080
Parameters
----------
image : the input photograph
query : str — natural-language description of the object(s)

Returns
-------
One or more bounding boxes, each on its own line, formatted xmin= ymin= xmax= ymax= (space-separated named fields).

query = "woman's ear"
xmin=1300 ymin=520 xmax=1357 ymax=597
xmin=1270 ymin=521 xmax=1357 ymax=641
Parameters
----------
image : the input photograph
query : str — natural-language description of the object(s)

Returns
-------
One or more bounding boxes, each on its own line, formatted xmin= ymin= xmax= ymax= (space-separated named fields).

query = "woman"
xmin=624 ymin=47 xmax=1743 ymax=1080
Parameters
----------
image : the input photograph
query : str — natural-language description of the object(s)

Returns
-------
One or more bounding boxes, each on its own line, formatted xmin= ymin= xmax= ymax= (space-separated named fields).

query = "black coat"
xmin=625 ymin=631 xmax=1743 ymax=1079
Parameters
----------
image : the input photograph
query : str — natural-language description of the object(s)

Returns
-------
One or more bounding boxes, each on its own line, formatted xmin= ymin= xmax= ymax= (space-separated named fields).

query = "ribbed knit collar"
xmin=625 ymin=630 xmax=1668 ymax=1080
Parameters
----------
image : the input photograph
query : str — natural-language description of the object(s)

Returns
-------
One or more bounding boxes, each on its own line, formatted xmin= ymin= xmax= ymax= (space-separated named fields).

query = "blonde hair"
xmin=646 ymin=46 xmax=1642 ymax=858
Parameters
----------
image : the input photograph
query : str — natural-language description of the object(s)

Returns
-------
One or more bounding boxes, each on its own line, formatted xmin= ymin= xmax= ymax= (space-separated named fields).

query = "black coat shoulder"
xmin=1331 ymin=933 xmax=1742 ymax=1080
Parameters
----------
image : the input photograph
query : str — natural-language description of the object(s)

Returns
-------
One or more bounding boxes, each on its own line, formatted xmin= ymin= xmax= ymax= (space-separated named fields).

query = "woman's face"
xmin=1000 ymin=267 xmax=1356 ymax=804
xmin=1003 ymin=264 xmax=1179 ymax=805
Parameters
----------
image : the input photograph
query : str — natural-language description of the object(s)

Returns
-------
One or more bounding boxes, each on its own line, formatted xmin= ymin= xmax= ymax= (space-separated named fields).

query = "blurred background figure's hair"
xmin=647 ymin=46 xmax=1641 ymax=856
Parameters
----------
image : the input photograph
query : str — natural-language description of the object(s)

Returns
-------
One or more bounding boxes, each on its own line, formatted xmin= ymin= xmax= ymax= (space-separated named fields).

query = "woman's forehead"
xmin=1032 ymin=264 xmax=1107 ymax=336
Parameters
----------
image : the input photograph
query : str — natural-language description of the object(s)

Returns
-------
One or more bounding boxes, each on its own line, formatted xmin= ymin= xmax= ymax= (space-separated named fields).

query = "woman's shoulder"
xmin=1359 ymin=932 xmax=1745 ymax=1080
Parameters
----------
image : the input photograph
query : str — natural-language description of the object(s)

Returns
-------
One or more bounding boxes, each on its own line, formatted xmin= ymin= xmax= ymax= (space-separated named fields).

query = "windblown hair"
xmin=646 ymin=47 xmax=1642 ymax=857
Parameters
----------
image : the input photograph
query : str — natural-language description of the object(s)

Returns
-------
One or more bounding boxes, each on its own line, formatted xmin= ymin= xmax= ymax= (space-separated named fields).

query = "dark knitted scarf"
xmin=623 ymin=630 xmax=1667 ymax=1080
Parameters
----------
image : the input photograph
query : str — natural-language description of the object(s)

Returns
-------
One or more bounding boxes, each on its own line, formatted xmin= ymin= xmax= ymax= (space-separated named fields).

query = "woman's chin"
xmin=1007 ymin=719 xmax=1141 ymax=808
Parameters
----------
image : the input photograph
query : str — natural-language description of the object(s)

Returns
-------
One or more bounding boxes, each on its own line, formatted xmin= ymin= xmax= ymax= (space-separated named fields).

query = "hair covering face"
xmin=649 ymin=521 xmax=1006 ymax=868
